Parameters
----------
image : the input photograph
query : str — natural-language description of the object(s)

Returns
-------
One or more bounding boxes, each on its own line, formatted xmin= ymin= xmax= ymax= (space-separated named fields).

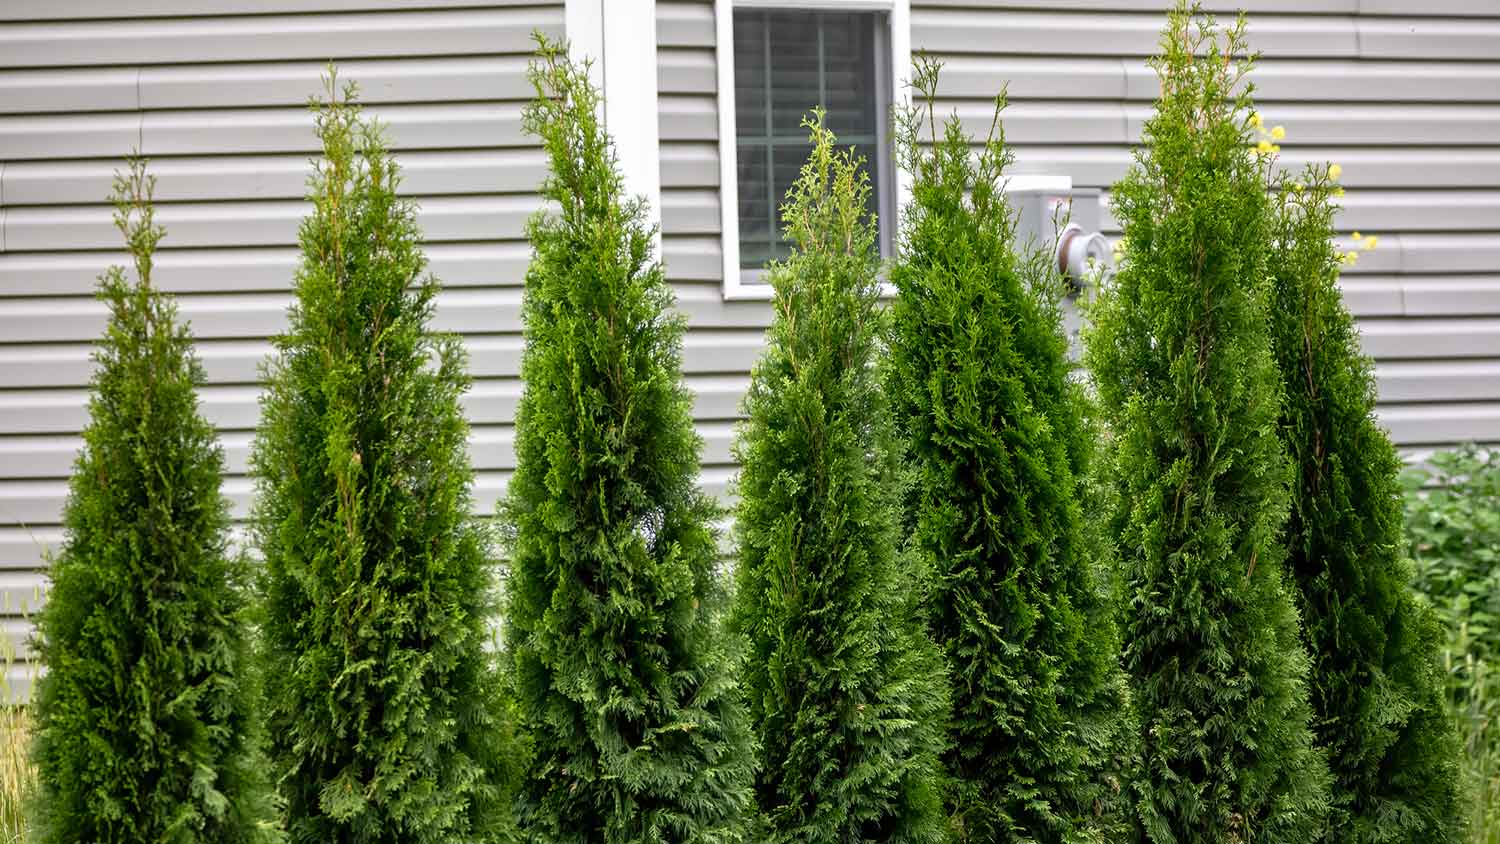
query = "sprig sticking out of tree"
xmin=731 ymin=110 xmax=949 ymax=844
xmin=499 ymin=37 xmax=753 ymax=844
xmin=30 ymin=157 xmax=279 ymax=844
xmin=1082 ymin=5 xmax=1332 ymax=841
xmin=251 ymin=73 xmax=521 ymax=844
xmin=886 ymin=56 xmax=1133 ymax=843
xmin=1267 ymin=161 xmax=1464 ymax=843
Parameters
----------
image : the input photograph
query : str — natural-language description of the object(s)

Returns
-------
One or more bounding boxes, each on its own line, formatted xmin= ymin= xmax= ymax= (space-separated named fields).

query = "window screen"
xmin=733 ymin=10 xmax=884 ymax=270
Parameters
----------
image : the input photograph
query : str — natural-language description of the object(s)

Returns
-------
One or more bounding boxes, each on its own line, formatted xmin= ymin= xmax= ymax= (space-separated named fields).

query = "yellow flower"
xmin=1352 ymin=231 xmax=1362 ymax=240
xmin=1294 ymin=183 xmax=1304 ymax=192
xmin=1345 ymin=250 xmax=1360 ymax=264
xmin=1271 ymin=125 xmax=1286 ymax=140
xmin=1271 ymin=144 xmax=1281 ymax=153
xmin=1257 ymin=140 xmax=1274 ymax=154
xmin=1250 ymin=112 xmax=1263 ymax=129
xmin=1365 ymin=235 xmax=1379 ymax=250
xmin=1329 ymin=164 xmax=1343 ymax=180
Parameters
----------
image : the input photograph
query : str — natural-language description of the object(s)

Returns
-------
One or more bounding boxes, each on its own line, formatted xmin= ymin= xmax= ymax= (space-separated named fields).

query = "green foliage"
xmin=1404 ymin=446 xmax=1500 ymax=843
xmin=885 ymin=57 xmax=1132 ymax=843
xmin=251 ymin=76 xmax=520 ymax=843
xmin=1267 ymin=162 xmax=1463 ymax=842
xmin=499 ymin=38 xmax=753 ymax=844
xmin=1082 ymin=6 xmax=1332 ymax=841
xmin=731 ymin=110 xmax=948 ymax=844
xmin=30 ymin=158 xmax=278 ymax=844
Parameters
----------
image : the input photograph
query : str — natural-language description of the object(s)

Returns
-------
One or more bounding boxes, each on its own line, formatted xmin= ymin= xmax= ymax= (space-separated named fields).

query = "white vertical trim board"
xmin=715 ymin=0 xmax=912 ymax=300
xmin=565 ymin=0 xmax=663 ymax=242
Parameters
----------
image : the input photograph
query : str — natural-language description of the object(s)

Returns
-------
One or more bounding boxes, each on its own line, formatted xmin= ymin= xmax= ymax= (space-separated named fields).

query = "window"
xmin=715 ymin=0 xmax=910 ymax=298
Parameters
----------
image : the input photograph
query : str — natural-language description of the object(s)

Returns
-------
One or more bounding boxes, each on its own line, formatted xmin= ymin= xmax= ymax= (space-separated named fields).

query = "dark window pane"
xmin=733 ymin=9 xmax=884 ymax=270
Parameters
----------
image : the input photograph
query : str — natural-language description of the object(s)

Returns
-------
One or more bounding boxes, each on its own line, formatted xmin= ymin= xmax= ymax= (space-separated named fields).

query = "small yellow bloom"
xmin=1270 ymin=144 xmax=1281 ymax=153
xmin=1294 ymin=183 xmax=1304 ymax=192
xmin=1345 ymin=250 xmax=1360 ymax=264
xmin=1365 ymin=235 xmax=1379 ymax=250
xmin=1271 ymin=125 xmax=1286 ymax=140
xmin=1250 ymin=113 xmax=1263 ymax=129
xmin=1257 ymin=140 xmax=1274 ymax=154
xmin=1352 ymin=231 xmax=1362 ymax=240
xmin=1329 ymin=164 xmax=1343 ymax=180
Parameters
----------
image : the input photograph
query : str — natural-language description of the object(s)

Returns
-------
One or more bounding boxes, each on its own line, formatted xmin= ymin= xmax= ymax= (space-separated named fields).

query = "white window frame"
xmin=714 ymin=0 xmax=912 ymax=300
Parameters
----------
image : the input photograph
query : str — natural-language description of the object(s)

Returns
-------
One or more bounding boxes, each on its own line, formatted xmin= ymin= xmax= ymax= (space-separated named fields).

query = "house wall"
xmin=0 ymin=0 xmax=1497 ymax=691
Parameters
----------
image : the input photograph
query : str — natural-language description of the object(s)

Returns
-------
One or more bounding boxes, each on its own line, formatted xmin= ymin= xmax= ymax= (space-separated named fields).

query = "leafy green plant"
xmin=1266 ymin=156 xmax=1462 ymax=842
xmin=1404 ymin=445 xmax=1500 ymax=843
xmin=885 ymin=57 xmax=1132 ymax=843
xmin=731 ymin=110 xmax=948 ymax=844
xmin=251 ymin=76 xmax=520 ymax=843
xmin=1082 ymin=6 xmax=1331 ymax=841
xmin=499 ymin=38 xmax=753 ymax=844
xmin=30 ymin=158 xmax=278 ymax=844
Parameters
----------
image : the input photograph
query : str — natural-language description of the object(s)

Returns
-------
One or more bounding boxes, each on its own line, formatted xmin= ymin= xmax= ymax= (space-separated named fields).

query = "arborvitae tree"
xmin=499 ymin=39 xmax=753 ymax=844
xmin=884 ymin=58 xmax=1132 ymax=843
xmin=730 ymin=111 xmax=948 ymax=844
xmin=1267 ymin=164 xmax=1464 ymax=842
xmin=1082 ymin=7 xmax=1332 ymax=841
xmin=29 ymin=158 xmax=277 ymax=844
xmin=251 ymin=76 xmax=519 ymax=843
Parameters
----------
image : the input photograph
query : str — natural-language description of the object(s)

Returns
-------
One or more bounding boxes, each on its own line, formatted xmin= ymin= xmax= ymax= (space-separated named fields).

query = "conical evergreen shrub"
xmin=251 ymin=76 xmax=520 ymax=843
xmin=1266 ymin=164 xmax=1463 ymax=842
xmin=498 ymin=39 xmax=753 ymax=844
xmin=884 ymin=58 xmax=1132 ymax=843
xmin=1081 ymin=6 xmax=1332 ymax=840
xmin=730 ymin=111 xmax=948 ymax=844
xmin=29 ymin=158 xmax=277 ymax=844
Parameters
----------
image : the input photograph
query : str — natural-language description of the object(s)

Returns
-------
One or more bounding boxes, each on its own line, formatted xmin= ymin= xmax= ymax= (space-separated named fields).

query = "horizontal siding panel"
xmin=1378 ymin=403 xmax=1500 ymax=445
xmin=1009 ymin=146 xmax=1500 ymax=190
xmin=1125 ymin=103 xmax=1500 ymax=146
xmin=4 ymin=195 xmax=544 ymax=250
xmin=2 ymin=103 xmax=529 ymax=161
xmin=0 ymin=0 xmax=551 ymax=21
xmin=1122 ymin=59 xmax=1500 ymax=103
xmin=141 ymin=56 xmax=535 ymax=111
xmin=1359 ymin=318 xmax=1500 ymax=359
xmin=4 ymin=149 xmax=548 ymax=205
xmin=1399 ymin=277 xmax=1500 ymax=316
xmin=913 ymin=1 xmax=1358 ymax=11
xmin=0 ymin=465 xmax=740 ymax=532
xmin=659 ymin=49 xmax=717 ymax=96
xmin=0 ymin=68 xmax=137 ymax=115
xmin=913 ymin=10 xmax=1358 ymax=58
xmin=1376 ymin=361 xmax=1500 ymax=403
xmin=0 ymin=374 xmax=752 ymax=439
xmin=0 ymin=8 xmax=560 ymax=69
xmin=659 ymin=94 xmax=717 ymax=143
xmin=1358 ymin=0 xmax=1498 ymax=14
xmin=661 ymin=189 xmax=720 ymax=236
xmin=0 ymin=242 xmax=534 ymax=296
xmin=660 ymin=143 xmax=718 ymax=188
xmin=1335 ymin=191 xmax=1500 ymax=233
xmin=1358 ymin=18 xmax=1500 ymax=61
xmin=948 ymin=101 xmax=1125 ymax=144
xmin=1400 ymin=235 xmax=1500 ymax=274
xmin=0 ymin=419 xmax=743 ymax=481
xmin=0 ymin=286 xmax=770 ymax=344
xmin=661 ymin=235 xmax=724 ymax=282
xmin=936 ymin=56 xmax=1127 ymax=100
xmin=0 ymin=322 xmax=769 ymax=389
xmin=658 ymin=1 xmax=715 ymax=50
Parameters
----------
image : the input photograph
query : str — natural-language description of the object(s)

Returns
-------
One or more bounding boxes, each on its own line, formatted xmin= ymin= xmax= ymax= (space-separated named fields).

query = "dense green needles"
xmin=29 ymin=158 xmax=278 ymax=844
xmin=885 ymin=58 xmax=1132 ymax=843
xmin=498 ymin=39 xmax=754 ymax=844
xmin=251 ymin=76 xmax=520 ymax=843
xmin=730 ymin=111 xmax=949 ymax=844
xmin=1083 ymin=7 xmax=1332 ymax=841
xmin=1268 ymin=165 xmax=1463 ymax=842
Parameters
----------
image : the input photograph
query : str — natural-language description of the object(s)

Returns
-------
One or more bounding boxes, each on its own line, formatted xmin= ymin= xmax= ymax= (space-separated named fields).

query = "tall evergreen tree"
xmin=1267 ymin=163 xmax=1464 ymax=842
xmin=1082 ymin=7 xmax=1332 ymax=841
xmin=499 ymin=39 xmax=753 ymax=844
xmin=251 ymin=76 xmax=520 ymax=843
xmin=884 ymin=58 xmax=1132 ymax=843
xmin=29 ymin=158 xmax=277 ymax=844
xmin=731 ymin=111 xmax=949 ymax=844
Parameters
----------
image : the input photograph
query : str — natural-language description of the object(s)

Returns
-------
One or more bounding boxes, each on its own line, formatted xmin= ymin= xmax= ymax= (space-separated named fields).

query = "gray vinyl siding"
xmin=0 ymin=2 xmax=567 ymax=694
xmin=910 ymin=0 xmax=1500 ymax=451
